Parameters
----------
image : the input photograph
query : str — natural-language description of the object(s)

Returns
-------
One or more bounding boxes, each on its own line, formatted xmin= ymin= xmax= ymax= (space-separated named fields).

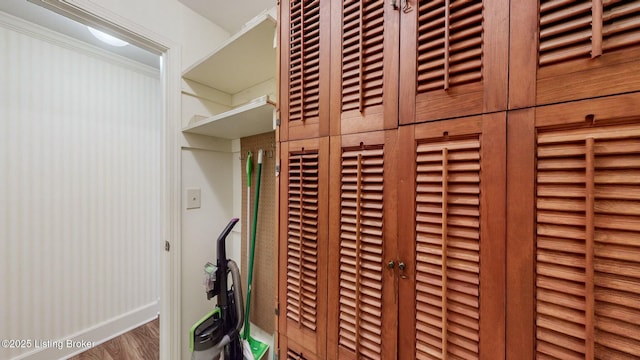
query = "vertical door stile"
xmin=354 ymin=153 xmax=363 ymax=358
xmin=297 ymin=157 xmax=305 ymax=328
xmin=443 ymin=0 xmax=450 ymax=90
xmin=441 ymin=147 xmax=449 ymax=357
xmin=592 ymin=0 xmax=603 ymax=58
xmin=300 ymin=0 xmax=306 ymax=123
xmin=358 ymin=0 xmax=365 ymax=114
xmin=300 ymin=0 xmax=307 ymax=124
xmin=505 ymin=109 xmax=536 ymax=359
xmin=585 ymin=137 xmax=595 ymax=360
xmin=397 ymin=125 xmax=416 ymax=360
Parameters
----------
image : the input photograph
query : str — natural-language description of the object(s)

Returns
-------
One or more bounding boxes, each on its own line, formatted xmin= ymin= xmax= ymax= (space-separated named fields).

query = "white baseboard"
xmin=13 ymin=301 xmax=160 ymax=360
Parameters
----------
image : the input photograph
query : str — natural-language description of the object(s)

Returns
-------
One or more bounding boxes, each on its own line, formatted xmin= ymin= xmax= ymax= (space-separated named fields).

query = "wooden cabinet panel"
xmin=397 ymin=113 xmax=506 ymax=360
xmin=278 ymin=138 xmax=329 ymax=357
xmin=510 ymin=0 xmax=640 ymax=108
xmin=328 ymin=130 xmax=398 ymax=359
xmin=507 ymin=93 xmax=640 ymax=359
xmin=399 ymin=0 xmax=509 ymax=124
xmin=281 ymin=335 xmax=321 ymax=360
xmin=330 ymin=0 xmax=400 ymax=134
xmin=280 ymin=0 xmax=331 ymax=141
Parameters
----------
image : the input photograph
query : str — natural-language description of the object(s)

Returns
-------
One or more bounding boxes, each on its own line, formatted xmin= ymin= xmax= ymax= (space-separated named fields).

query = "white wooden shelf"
xmin=182 ymin=96 xmax=275 ymax=139
xmin=182 ymin=14 xmax=277 ymax=94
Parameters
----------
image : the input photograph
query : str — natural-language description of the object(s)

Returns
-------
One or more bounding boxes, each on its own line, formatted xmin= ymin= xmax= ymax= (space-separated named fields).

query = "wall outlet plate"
xmin=186 ymin=188 xmax=201 ymax=209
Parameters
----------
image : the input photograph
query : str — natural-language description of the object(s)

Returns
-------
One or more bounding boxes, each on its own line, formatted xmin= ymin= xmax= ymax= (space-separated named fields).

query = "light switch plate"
xmin=186 ymin=188 xmax=201 ymax=209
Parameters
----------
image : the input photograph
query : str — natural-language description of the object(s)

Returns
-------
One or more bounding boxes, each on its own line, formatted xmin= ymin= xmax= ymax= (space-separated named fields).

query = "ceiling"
xmin=0 ymin=0 xmax=160 ymax=69
xmin=178 ymin=0 xmax=276 ymax=34
xmin=0 ymin=0 xmax=276 ymax=69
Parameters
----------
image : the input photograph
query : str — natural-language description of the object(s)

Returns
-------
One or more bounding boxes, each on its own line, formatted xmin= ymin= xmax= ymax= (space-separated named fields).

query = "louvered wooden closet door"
xmin=279 ymin=138 xmax=329 ymax=357
xmin=506 ymin=93 xmax=640 ymax=359
xmin=397 ymin=114 xmax=506 ymax=360
xmin=280 ymin=0 xmax=330 ymax=141
xmin=510 ymin=0 xmax=640 ymax=108
xmin=399 ymin=0 xmax=509 ymax=124
xmin=328 ymin=131 xmax=398 ymax=360
xmin=330 ymin=0 xmax=399 ymax=135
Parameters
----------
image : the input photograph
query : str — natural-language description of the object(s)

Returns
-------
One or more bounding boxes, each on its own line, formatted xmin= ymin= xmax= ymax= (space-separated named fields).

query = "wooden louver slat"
xmin=286 ymin=151 xmax=320 ymax=332
xmin=539 ymin=0 xmax=640 ymax=66
xmin=289 ymin=0 xmax=321 ymax=124
xmin=338 ymin=146 xmax=385 ymax=360
xmin=416 ymin=1 xmax=484 ymax=93
xmin=414 ymin=138 xmax=481 ymax=360
xmin=341 ymin=0 xmax=385 ymax=113
xmin=538 ymin=0 xmax=593 ymax=66
xmin=603 ymin=0 xmax=640 ymax=51
xmin=535 ymin=122 xmax=640 ymax=359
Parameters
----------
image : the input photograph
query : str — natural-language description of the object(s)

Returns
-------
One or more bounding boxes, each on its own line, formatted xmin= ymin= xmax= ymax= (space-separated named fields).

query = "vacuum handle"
xmin=217 ymin=218 xmax=239 ymax=261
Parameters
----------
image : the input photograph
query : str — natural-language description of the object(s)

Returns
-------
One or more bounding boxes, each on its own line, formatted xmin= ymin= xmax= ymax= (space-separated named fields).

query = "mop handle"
xmin=244 ymin=149 xmax=263 ymax=340
xmin=246 ymin=151 xmax=253 ymax=274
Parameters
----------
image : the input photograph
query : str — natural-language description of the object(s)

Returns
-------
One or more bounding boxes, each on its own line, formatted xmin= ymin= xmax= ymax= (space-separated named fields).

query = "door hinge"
xmin=275 ymin=304 xmax=280 ymax=316
xmin=276 ymin=116 xmax=281 ymax=126
xmin=275 ymin=164 xmax=280 ymax=177
xmin=165 ymin=241 xmax=170 ymax=252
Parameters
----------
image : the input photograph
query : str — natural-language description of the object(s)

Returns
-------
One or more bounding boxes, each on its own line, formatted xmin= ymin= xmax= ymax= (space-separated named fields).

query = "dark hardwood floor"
xmin=69 ymin=318 xmax=159 ymax=360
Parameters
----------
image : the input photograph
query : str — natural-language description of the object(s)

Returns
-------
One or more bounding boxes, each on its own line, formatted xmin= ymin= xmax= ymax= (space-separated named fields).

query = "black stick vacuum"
xmin=190 ymin=218 xmax=244 ymax=360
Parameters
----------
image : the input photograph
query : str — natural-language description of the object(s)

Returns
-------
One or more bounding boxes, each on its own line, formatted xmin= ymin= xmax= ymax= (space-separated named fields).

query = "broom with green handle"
xmin=242 ymin=151 xmax=253 ymax=360
xmin=242 ymin=149 xmax=269 ymax=360
xmin=246 ymin=151 xmax=253 ymax=273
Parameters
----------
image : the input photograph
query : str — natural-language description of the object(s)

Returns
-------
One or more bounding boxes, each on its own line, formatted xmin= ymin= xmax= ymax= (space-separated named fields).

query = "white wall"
xmin=180 ymin=147 xmax=236 ymax=360
xmin=32 ymin=2 xmax=264 ymax=359
xmin=70 ymin=0 xmax=230 ymax=70
xmin=0 ymin=12 xmax=162 ymax=360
